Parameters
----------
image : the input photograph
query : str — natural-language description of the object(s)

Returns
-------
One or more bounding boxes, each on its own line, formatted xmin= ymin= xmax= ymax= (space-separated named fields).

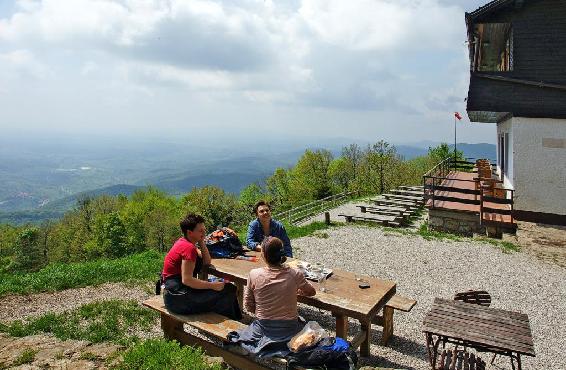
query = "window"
xmin=473 ymin=23 xmax=513 ymax=72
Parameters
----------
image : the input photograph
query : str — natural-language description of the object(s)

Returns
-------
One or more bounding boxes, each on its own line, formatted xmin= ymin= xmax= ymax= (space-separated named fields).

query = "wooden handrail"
xmin=273 ymin=191 xmax=355 ymax=225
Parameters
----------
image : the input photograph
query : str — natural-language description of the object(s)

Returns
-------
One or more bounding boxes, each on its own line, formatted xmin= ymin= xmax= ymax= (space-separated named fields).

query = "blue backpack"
xmin=205 ymin=227 xmax=244 ymax=258
xmin=287 ymin=337 xmax=357 ymax=370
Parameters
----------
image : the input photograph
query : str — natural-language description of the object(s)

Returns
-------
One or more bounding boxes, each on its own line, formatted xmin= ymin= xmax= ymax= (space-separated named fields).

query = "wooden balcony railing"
xmin=423 ymin=158 xmax=515 ymax=230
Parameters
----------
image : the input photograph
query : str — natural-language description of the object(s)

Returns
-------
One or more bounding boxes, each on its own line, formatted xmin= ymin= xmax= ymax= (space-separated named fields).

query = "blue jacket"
xmin=246 ymin=218 xmax=293 ymax=257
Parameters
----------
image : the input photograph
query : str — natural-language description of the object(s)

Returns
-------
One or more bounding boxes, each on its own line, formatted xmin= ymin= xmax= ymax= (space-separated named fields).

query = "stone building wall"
xmin=428 ymin=209 xmax=484 ymax=236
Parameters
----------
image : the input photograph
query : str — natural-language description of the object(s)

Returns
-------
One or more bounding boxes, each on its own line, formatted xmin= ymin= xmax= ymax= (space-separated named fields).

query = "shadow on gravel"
xmin=359 ymin=355 xmax=419 ymax=370
xmin=346 ymin=320 xmax=428 ymax=360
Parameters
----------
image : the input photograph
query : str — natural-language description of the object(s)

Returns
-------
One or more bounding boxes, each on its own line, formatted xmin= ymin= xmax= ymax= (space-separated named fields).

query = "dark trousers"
xmin=163 ymin=276 xmax=242 ymax=320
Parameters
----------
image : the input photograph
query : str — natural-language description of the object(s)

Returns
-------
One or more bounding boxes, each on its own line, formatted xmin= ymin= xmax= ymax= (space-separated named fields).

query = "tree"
xmin=121 ymin=187 xmax=178 ymax=253
xmin=239 ymin=183 xmax=266 ymax=214
xmin=180 ymin=186 xmax=244 ymax=230
xmin=371 ymin=140 xmax=399 ymax=194
xmin=328 ymin=157 xmax=352 ymax=193
xmin=428 ymin=143 xmax=464 ymax=164
xmin=94 ymin=212 xmax=128 ymax=257
xmin=288 ymin=149 xmax=333 ymax=203
xmin=342 ymin=143 xmax=363 ymax=176
xmin=266 ymin=168 xmax=291 ymax=208
xmin=13 ymin=227 xmax=44 ymax=272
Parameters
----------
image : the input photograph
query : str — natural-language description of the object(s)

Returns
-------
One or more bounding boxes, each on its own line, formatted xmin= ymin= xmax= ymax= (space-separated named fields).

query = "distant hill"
xmin=0 ymin=141 xmax=497 ymax=225
xmin=43 ymin=184 xmax=143 ymax=212
xmin=0 ymin=184 xmax=143 ymax=225
xmin=152 ymin=171 xmax=272 ymax=195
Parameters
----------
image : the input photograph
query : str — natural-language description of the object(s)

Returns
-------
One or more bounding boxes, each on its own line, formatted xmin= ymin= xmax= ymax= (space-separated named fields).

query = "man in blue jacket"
xmin=246 ymin=200 xmax=293 ymax=257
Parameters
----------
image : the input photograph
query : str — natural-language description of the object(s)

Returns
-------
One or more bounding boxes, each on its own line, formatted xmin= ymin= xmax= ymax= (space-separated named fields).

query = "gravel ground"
xmin=301 ymin=199 xmax=426 ymax=230
xmin=0 ymin=282 xmax=152 ymax=323
xmin=1 ymin=225 xmax=563 ymax=370
xmin=293 ymin=225 xmax=566 ymax=370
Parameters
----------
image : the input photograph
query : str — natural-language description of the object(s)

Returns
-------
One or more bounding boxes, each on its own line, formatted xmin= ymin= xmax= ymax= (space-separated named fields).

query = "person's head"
xmin=261 ymin=237 xmax=286 ymax=266
xmin=253 ymin=200 xmax=272 ymax=222
xmin=180 ymin=213 xmax=206 ymax=241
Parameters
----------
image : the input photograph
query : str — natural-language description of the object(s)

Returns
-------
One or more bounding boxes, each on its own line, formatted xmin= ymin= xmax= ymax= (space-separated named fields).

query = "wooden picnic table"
xmin=422 ymin=298 xmax=535 ymax=370
xmin=203 ymin=251 xmax=396 ymax=357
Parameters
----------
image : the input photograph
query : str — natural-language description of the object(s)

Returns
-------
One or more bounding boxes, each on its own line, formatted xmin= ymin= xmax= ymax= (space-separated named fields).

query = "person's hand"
xmin=211 ymin=281 xmax=225 ymax=291
xmin=255 ymin=245 xmax=262 ymax=252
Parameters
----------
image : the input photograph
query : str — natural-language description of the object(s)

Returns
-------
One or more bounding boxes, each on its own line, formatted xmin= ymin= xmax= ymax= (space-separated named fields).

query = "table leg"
xmin=380 ymin=305 xmax=394 ymax=345
xmin=516 ymin=354 xmax=521 ymax=370
xmin=334 ymin=314 xmax=349 ymax=339
xmin=425 ymin=333 xmax=434 ymax=369
xmin=360 ymin=320 xmax=371 ymax=357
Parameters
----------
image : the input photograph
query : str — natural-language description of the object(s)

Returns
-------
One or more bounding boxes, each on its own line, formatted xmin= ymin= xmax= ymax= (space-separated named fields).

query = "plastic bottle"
xmin=235 ymin=255 xmax=258 ymax=262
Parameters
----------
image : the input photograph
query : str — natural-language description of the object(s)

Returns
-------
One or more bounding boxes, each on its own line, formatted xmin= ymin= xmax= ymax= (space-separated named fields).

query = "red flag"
xmin=454 ymin=112 xmax=462 ymax=120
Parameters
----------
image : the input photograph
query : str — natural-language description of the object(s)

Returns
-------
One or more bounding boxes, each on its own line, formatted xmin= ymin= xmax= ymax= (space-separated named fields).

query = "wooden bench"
xmin=143 ymin=295 xmax=277 ymax=370
xmin=373 ymin=295 xmax=417 ymax=345
xmin=338 ymin=213 xmax=402 ymax=227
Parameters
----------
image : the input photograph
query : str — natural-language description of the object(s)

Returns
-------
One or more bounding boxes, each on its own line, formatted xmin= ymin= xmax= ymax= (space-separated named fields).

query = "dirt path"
xmin=504 ymin=221 xmax=566 ymax=268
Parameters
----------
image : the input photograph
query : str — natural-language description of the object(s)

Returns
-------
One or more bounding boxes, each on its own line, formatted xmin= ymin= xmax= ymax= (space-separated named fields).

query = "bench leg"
xmin=170 ymin=322 xmax=271 ymax=370
xmin=380 ymin=305 xmax=394 ymax=345
xmin=161 ymin=314 xmax=183 ymax=341
xmin=236 ymin=282 xmax=244 ymax=310
xmin=360 ymin=320 xmax=371 ymax=357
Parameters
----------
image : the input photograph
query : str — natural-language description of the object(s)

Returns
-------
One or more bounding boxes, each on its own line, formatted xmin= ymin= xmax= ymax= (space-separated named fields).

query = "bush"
xmin=115 ymin=338 xmax=223 ymax=370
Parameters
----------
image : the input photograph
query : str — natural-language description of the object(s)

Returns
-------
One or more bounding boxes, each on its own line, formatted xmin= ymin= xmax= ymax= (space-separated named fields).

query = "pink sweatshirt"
xmin=244 ymin=266 xmax=313 ymax=320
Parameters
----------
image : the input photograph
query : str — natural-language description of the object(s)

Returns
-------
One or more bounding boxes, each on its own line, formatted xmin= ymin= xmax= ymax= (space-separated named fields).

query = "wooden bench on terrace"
xmin=144 ymin=291 xmax=417 ymax=367
xmin=143 ymin=295 xmax=285 ymax=370
xmin=356 ymin=206 xmax=412 ymax=225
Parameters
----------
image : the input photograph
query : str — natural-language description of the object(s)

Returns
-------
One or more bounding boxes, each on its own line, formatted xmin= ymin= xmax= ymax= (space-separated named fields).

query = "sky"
xmin=0 ymin=0 xmax=496 ymax=146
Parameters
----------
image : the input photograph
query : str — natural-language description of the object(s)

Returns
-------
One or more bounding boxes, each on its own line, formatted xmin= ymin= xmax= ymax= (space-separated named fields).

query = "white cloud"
xmin=0 ymin=49 xmax=50 ymax=79
xmin=0 ymin=0 xmax=494 ymax=143
xmin=299 ymin=0 xmax=462 ymax=51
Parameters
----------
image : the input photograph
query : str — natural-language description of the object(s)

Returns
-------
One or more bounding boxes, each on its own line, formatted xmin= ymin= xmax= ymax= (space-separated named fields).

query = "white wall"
xmin=497 ymin=118 xmax=514 ymax=189
xmin=509 ymin=117 xmax=566 ymax=215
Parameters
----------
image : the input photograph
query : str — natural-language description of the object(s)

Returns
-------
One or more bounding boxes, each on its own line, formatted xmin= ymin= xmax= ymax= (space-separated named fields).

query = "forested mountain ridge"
xmin=0 ymin=141 xmax=495 ymax=225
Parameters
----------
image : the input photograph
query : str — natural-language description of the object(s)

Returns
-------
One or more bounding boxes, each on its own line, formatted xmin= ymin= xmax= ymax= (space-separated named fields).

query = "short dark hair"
xmin=262 ymin=237 xmax=286 ymax=266
xmin=253 ymin=200 xmax=271 ymax=215
xmin=180 ymin=213 xmax=205 ymax=236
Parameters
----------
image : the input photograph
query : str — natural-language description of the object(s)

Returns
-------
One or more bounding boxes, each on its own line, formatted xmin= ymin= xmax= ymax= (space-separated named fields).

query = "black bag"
xmin=205 ymin=227 xmax=244 ymax=258
xmin=286 ymin=337 xmax=358 ymax=370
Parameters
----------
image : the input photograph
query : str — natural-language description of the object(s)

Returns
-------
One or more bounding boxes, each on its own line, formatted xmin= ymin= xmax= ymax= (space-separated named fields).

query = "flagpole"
xmin=454 ymin=115 xmax=457 ymax=168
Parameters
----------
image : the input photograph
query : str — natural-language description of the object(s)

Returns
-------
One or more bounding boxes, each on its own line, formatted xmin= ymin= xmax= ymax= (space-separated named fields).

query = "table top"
xmin=422 ymin=298 xmax=535 ymax=357
xmin=206 ymin=252 xmax=396 ymax=321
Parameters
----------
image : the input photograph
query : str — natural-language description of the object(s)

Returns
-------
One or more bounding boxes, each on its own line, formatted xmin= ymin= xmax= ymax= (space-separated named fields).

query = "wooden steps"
xmin=390 ymin=189 xmax=423 ymax=197
xmin=340 ymin=185 xmax=424 ymax=228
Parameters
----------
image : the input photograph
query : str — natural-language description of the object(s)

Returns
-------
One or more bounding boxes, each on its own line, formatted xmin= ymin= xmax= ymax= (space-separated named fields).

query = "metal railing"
xmin=273 ymin=191 xmax=355 ymax=225
xmin=423 ymin=157 xmax=476 ymax=179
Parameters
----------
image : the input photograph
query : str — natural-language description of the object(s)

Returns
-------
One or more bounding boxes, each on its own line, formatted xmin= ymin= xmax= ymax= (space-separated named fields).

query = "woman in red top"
xmin=162 ymin=213 xmax=242 ymax=320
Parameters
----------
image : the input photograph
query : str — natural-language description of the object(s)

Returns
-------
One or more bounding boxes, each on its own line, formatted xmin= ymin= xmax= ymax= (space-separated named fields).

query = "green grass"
xmin=0 ymin=299 xmax=157 ymax=346
xmin=0 ymin=250 xmax=164 ymax=297
xmin=12 ymin=349 xmax=38 ymax=366
xmin=113 ymin=338 xmax=223 ymax=370
xmin=285 ymin=221 xmax=337 ymax=239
